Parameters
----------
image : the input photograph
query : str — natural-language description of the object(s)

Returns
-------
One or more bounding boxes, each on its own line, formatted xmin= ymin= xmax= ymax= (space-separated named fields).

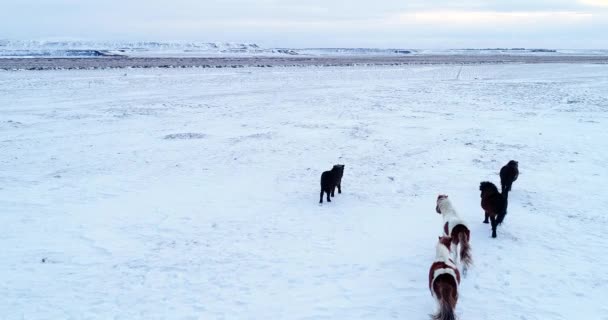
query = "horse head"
xmin=436 ymin=194 xmax=448 ymax=214
xmin=438 ymin=236 xmax=452 ymax=251
xmin=479 ymin=181 xmax=499 ymax=198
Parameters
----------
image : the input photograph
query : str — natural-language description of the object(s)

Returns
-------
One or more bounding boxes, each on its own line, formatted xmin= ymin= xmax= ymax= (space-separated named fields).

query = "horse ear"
xmin=438 ymin=236 xmax=441 ymax=240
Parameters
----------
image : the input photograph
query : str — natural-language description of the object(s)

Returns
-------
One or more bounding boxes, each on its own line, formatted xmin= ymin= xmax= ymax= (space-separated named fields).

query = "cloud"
xmin=390 ymin=10 xmax=593 ymax=26
xmin=0 ymin=0 xmax=606 ymax=48
xmin=579 ymin=0 xmax=608 ymax=7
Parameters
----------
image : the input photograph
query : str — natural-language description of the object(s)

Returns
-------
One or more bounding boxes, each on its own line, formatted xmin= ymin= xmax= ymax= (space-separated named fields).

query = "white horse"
xmin=436 ymin=195 xmax=472 ymax=275
xmin=428 ymin=236 xmax=460 ymax=320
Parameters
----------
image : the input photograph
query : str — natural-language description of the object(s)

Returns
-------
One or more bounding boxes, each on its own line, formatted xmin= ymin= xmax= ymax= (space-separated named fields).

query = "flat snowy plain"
xmin=1 ymin=63 xmax=607 ymax=319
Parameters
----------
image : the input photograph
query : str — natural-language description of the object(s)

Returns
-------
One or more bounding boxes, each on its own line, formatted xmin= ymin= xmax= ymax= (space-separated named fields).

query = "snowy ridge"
xmin=293 ymin=48 xmax=413 ymax=56
xmin=293 ymin=48 xmax=574 ymax=56
xmin=0 ymin=40 xmax=262 ymax=51
xmin=413 ymin=48 xmax=608 ymax=56
xmin=2 ymin=40 xmax=607 ymax=58
xmin=0 ymin=40 xmax=270 ymax=58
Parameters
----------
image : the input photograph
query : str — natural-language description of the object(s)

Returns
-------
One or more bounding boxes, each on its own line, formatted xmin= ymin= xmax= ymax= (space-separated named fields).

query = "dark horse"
xmin=479 ymin=181 xmax=508 ymax=238
xmin=331 ymin=164 xmax=345 ymax=196
xmin=319 ymin=164 xmax=345 ymax=204
xmin=500 ymin=160 xmax=519 ymax=195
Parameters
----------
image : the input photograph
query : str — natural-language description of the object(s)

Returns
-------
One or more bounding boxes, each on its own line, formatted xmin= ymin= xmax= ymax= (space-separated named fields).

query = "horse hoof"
xmin=492 ymin=233 xmax=497 ymax=238
xmin=483 ymin=220 xmax=489 ymax=224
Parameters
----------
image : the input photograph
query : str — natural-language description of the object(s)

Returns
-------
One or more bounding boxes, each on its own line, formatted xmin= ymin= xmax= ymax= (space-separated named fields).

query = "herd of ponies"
xmin=319 ymin=160 xmax=520 ymax=320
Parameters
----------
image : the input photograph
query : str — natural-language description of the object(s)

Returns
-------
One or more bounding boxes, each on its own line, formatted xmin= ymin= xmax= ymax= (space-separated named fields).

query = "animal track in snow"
xmin=164 ymin=132 xmax=207 ymax=140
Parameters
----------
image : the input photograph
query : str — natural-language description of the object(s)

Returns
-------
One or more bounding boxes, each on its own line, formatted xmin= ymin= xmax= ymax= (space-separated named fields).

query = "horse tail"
xmin=497 ymin=193 xmax=508 ymax=224
xmin=432 ymin=283 xmax=457 ymax=320
xmin=458 ymin=231 xmax=473 ymax=271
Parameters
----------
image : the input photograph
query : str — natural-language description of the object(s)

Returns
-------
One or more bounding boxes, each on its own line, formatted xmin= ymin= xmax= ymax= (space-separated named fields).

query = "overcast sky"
xmin=1 ymin=0 xmax=607 ymax=48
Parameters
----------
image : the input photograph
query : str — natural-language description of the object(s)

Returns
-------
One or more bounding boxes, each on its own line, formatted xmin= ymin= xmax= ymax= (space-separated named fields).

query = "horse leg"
xmin=490 ymin=215 xmax=497 ymax=238
xmin=483 ymin=211 xmax=489 ymax=224
xmin=326 ymin=190 xmax=331 ymax=202
xmin=319 ymin=190 xmax=324 ymax=204
xmin=331 ymin=186 xmax=335 ymax=197
xmin=462 ymin=250 xmax=468 ymax=276
xmin=337 ymin=183 xmax=342 ymax=194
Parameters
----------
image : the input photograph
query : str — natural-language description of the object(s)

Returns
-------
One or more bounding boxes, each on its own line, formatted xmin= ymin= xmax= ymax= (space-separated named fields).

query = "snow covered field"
xmin=1 ymin=64 xmax=607 ymax=319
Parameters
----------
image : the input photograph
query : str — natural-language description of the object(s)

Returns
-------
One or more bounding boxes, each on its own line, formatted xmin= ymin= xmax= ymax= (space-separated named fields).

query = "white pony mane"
xmin=437 ymin=197 xmax=458 ymax=218
xmin=435 ymin=239 xmax=451 ymax=261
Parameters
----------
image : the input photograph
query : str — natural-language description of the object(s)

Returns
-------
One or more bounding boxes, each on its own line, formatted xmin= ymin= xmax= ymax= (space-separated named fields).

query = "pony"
xmin=319 ymin=164 xmax=345 ymax=203
xmin=436 ymin=195 xmax=472 ymax=274
xmin=479 ymin=181 xmax=508 ymax=238
xmin=428 ymin=236 xmax=460 ymax=320
xmin=331 ymin=164 xmax=345 ymax=196
xmin=500 ymin=160 xmax=519 ymax=196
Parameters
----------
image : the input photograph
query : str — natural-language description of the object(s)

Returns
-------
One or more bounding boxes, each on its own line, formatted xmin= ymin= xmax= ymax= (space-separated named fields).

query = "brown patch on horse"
xmin=433 ymin=274 xmax=458 ymax=302
xmin=432 ymin=275 xmax=458 ymax=320
xmin=450 ymin=224 xmax=469 ymax=245
xmin=451 ymin=224 xmax=473 ymax=270
xmin=439 ymin=236 xmax=452 ymax=250
xmin=429 ymin=261 xmax=461 ymax=290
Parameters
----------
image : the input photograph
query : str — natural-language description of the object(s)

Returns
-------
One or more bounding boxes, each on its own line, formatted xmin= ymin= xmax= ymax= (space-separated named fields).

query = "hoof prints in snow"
xmin=163 ymin=133 xmax=207 ymax=140
xmin=1 ymin=120 xmax=25 ymax=128
xmin=231 ymin=132 xmax=275 ymax=143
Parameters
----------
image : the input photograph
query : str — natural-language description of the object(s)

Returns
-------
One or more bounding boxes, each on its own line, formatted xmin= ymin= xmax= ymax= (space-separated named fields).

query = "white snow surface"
xmin=1 ymin=64 xmax=607 ymax=319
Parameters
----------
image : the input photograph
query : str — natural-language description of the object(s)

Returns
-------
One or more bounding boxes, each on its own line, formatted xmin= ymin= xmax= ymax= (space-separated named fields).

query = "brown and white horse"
xmin=436 ymin=195 xmax=473 ymax=274
xmin=429 ymin=236 xmax=460 ymax=320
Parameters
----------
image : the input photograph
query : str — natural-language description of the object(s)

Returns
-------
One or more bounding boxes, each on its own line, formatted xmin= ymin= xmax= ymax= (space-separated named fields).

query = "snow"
xmin=1 ymin=63 xmax=607 ymax=319
xmin=3 ymin=40 xmax=608 ymax=58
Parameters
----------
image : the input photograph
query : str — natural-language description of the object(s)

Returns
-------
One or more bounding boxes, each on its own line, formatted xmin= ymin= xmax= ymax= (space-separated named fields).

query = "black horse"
xmin=319 ymin=164 xmax=345 ymax=204
xmin=500 ymin=160 xmax=519 ymax=196
xmin=479 ymin=181 xmax=508 ymax=238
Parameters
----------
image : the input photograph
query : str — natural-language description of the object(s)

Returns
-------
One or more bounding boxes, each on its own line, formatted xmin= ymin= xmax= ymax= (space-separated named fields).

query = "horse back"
xmin=320 ymin=171 xmax=334 ymax=189
xmin=429 ymin=261 xmax=461 ymax=292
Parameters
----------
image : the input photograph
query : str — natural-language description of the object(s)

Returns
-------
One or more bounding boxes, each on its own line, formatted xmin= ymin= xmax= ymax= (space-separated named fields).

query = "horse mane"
xmin=436 ymin=196 xmax=455 ymax=215
xmin=439 ymin=236 xmax=451 ymax=248
xmin=436 ymin=236 xmax=452 ymax=260
xmin=479 ymin=181 xmax=499 ymax=194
